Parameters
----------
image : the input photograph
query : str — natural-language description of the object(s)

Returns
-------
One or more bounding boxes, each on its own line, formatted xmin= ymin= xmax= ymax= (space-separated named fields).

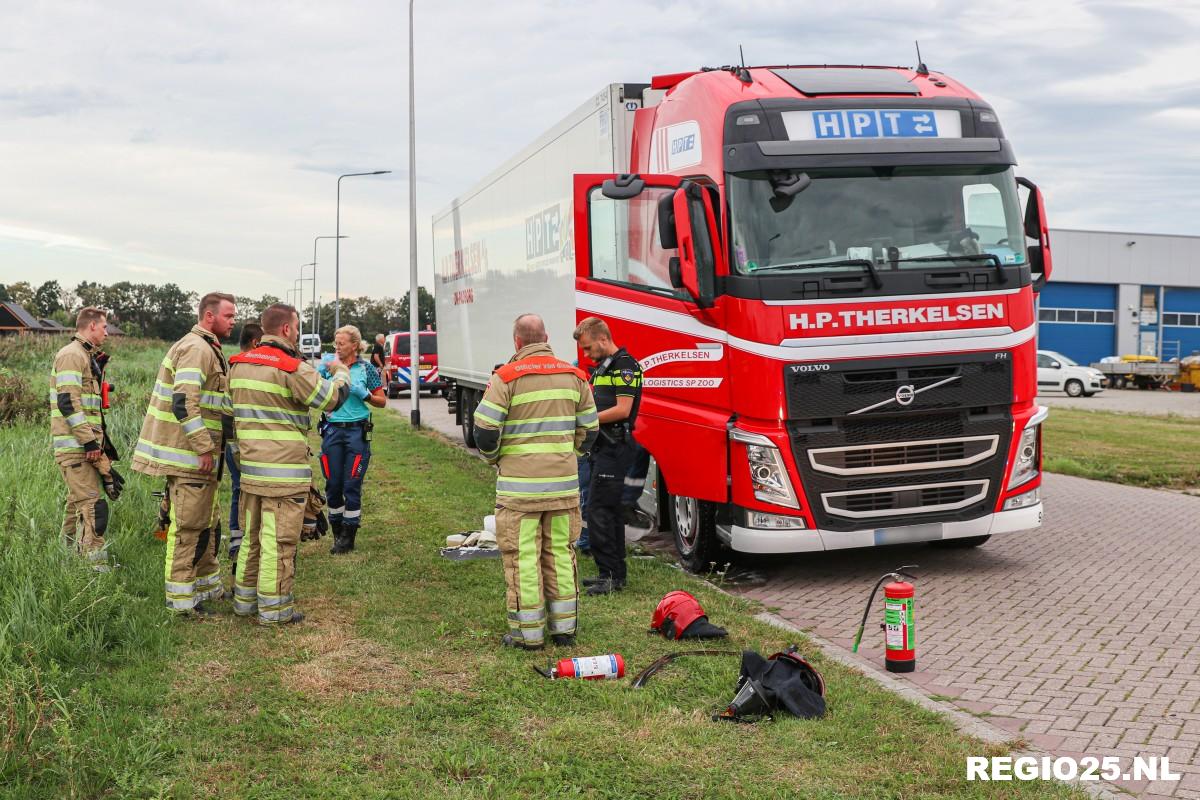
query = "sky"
xmin=1 ymin=0 xmax=1198 ymax=306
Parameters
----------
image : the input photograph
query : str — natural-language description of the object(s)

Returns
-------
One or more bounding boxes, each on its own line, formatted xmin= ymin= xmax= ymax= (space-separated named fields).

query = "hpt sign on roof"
xmin=782 ymin=108 xmax=963 ymax=140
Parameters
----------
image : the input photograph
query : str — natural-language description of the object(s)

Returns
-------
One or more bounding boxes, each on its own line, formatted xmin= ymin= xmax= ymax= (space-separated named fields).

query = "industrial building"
xmin=1037 ymin=228 xmax=1200 ymax=365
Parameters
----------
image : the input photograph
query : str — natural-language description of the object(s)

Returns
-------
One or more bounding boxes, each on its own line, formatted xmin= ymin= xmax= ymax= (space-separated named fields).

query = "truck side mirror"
xmin=1016 ymin=177 xmax=1053 ymax=293
xmin=601 ymin=174 xmax=646 ymax=200
xmin=671 ymin=182 xmax=717 ymax=308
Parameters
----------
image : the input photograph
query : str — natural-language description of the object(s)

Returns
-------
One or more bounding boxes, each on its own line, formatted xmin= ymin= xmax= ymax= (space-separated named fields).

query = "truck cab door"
xmin=572 ymin=173 xmax=732 ymax=505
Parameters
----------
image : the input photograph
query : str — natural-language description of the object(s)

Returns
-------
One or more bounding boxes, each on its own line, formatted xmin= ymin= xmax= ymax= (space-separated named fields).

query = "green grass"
xmin=0 ymin=336 xmax=1084 ymax=798
xmin=1044 ymin=407 xmax=1200 ymax=489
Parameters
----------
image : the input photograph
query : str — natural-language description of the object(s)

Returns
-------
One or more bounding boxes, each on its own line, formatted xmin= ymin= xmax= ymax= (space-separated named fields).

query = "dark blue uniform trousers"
xmin=319 ymin=424 xmax=371 ymax=531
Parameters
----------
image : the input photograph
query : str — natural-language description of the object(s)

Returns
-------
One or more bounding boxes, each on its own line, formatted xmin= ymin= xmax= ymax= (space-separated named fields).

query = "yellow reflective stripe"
xmin=510 ymin=388 xmax=580 ymax=406
xmin=576 ymin=410 xmax=599 ymax=428
xmin=54 ymin=373 xmax=82 ymax=386
xmin=235 ymin=429 xmax=307 ymax=442
xmin=593 ymin=375 xmax=642 ymax=386
xmin=65 ymin=412 xmax=87 ymax=427
xmin=203 ymin=418 xmax=222 ymax=430
xmin=550 ymin=512 xmax=576 ymax=602
xmin=518 ymin=517 xmax=541 ymax=610
xmin=230 ymin=378 xmax=292 ymax=397
xmin=145 ymin=405 xmax=178 ymax=424
xmin=181 ymin=417 xmax=206 ymax=435
xmin=498 ymin=441 xmax=575 ymax=455
xmin=474 ymin=399 xmax=507 ymax=423
xmin=260 ymin=509 xmax=278 ymax=594
xmin=174 ymin=369 xmax=206 ymax=384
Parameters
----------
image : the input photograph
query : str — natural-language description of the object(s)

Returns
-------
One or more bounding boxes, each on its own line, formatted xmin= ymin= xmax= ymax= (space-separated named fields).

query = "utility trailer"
xmin=1090 ymin=361 xmax=1178 ymax=390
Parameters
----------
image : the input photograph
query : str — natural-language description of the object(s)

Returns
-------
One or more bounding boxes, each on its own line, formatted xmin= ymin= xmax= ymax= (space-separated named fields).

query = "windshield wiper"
xmin=752 ymin=258 xmax=882 ymax=289
xmin=892 ymin=253 xmax=1007 ymax=284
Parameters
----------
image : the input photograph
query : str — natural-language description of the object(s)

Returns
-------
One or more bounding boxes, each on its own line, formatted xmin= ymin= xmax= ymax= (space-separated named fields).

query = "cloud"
xmin=123 ymin=264 xmax=163 ymax=276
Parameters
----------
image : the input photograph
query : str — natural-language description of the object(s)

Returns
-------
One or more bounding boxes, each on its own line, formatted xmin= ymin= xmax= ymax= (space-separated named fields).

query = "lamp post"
xmin=293 ymin=278 xmax=305 ymax=341
xmin=407 ymin=0 xmax=420 ymax=428
xmin=335 ymin=171 xmax=391 ymax=329
xmin=312 ymin=234 xmax=347 ymax=342
xmin=299 ymin=262 xmax=316 ymax=336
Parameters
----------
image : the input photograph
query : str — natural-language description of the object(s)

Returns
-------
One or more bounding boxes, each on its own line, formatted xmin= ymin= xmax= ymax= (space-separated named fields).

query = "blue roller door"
xmin=1163 ymin=288 xmax=1200 ymax=358
xmin=1036 ymin=282 xmax=1117 ymax=365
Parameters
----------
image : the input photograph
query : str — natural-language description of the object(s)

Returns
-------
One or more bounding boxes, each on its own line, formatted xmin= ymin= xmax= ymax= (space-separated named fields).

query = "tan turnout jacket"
xmin=228 ymin=335 xmax=349 ymax=498
xmin=49 ymin=336 xmax=105 ymax=463
xmin=472 ymin=342 xmax=599 ymax=511
xmin=131 ymin=325 xmax=232 ymax=480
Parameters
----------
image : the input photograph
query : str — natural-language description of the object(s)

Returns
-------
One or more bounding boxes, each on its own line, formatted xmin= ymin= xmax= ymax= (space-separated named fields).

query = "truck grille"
xmin=785 ymin=350 xmax=1015 ymax=531
xmin=822 ymin=479 xmax=989 ymax=519
xmin=808 ymin=435 xmax=999 ymax=476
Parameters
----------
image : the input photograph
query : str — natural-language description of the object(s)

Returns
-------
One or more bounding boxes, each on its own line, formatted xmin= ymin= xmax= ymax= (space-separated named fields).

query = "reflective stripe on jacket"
xmin=49 ymin=336 xmax=103 ymax=460
xmin=473 ymin=342 xmax=598 ymax=511
xmin=229 ymin=335 xmax=349 ymax=497
xmin=131 ymin=325 xmax=232 ymax=479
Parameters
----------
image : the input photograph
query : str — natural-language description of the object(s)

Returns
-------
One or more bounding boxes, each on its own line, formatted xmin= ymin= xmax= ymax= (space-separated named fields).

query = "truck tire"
xmin=932 ymin=535 xmax=991 ymax=548
xmin=1064 ymin=379 xmax=1084 ymax=397
xmin=669 ymin=492 xmax=722 ymax=574
xmin=461 ymin=389 xmax=478 ymax=449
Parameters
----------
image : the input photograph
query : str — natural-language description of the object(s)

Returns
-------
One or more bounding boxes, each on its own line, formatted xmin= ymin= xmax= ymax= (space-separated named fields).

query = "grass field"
xmin=0 ymin=335 xmax=1084 ymax=798
xmin=1043 ymin=407 xmax=1200 ymax=489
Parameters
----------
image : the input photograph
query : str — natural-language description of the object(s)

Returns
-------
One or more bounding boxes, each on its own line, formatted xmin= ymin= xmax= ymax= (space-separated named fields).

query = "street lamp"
xmin=299 ymin=263 xmax=316 ymax=336
xmin=408 ymin=0 xmax=420 ymax=428
xmin=335 ymin=170 xmax=391 ymax=329
xmin=293 ymin=278 xmax=305 ymax=340
xmin=312 ymin=234 xmax=347 ymax=341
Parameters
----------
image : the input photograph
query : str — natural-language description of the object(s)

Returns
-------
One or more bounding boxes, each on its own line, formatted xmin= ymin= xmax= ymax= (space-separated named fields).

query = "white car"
xmin=1037 ymin=350 xmax=1106 ymax=397
xmin=298 ymin=333 xmax=322 ymax=359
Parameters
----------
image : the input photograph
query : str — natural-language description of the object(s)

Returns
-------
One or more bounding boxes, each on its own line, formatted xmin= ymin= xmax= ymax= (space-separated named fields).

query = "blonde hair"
xmin=573 ymin=316 xmax=610 ymax=341
xmin=334 ymin=324 xmax=362 ymax=345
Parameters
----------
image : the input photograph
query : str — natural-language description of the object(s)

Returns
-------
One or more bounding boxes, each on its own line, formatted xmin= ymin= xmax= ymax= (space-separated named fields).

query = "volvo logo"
xmin=849 ymin=375 xmax=962 ymax=416
xmin=790 ymin=364 xmax=831 ymax=373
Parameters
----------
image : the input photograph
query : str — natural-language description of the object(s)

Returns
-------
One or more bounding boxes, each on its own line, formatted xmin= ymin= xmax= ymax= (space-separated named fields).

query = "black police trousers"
xmin=587 ymin=440 xmax=636 ymax=583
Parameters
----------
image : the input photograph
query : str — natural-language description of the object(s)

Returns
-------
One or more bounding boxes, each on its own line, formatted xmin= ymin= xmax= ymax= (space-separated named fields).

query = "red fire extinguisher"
xmin=534 ymin=654 xmax=625 ymax=681
xmin=852 ymin=566 xmax=918 ymax=673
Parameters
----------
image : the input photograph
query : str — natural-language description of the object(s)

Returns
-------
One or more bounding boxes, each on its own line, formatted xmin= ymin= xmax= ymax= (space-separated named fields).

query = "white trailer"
xmin=432 ymin=84 xmax=647 ymax=441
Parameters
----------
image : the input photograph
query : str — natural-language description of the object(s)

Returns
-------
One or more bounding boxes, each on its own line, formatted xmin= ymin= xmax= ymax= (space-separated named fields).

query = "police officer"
xmin=132 ymin=292 xmax=237 ymax=614
xmin=229 ymin=303 xmax=350 ymax=625
xmin=473 ymin=314 xmax=598 ymax=650
xmin=573 ymin=316 xmax=642 ymax=596
xmin=50 ymin=306 xmax=118 ymax=571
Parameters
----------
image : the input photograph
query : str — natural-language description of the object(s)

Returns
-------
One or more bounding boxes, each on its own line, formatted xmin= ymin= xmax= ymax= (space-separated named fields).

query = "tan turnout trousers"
xmin=233 ymin=491 xmax=305 ymax=624
xmin=495 ymin=505 xmax=582 ymax=647
xmin=164 ymin=477 xmax=223 ymax=610
xmin=58 ymin=458 xmax=108 ymax=567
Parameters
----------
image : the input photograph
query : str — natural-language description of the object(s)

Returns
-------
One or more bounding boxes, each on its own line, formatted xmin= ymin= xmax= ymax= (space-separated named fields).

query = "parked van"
xmin=299 ymin=333 xmax=321 ymax=358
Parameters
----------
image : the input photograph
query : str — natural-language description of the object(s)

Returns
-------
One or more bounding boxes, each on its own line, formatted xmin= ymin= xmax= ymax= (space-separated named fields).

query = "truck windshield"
xmin=728 ymin=166 xmax=1026 ymax=279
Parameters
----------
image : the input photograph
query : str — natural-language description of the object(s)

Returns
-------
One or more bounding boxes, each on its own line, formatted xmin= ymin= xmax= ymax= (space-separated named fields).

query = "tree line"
xmin=0 ymin=280 xmax=435 ymax=344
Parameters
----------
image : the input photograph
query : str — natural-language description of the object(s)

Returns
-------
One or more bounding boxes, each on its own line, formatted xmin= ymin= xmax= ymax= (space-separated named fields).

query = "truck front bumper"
xmin=721 ymin=503 xmax=1043 ymax=554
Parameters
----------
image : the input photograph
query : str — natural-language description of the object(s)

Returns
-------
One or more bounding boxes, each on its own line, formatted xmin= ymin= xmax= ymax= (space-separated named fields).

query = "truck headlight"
xmin=1002 ymin=486 xmax=1040 ymax=511
xmin=731 ymin=428 xmax=800 ymax=509
xmin=1007 ymin=407 xmax=1048 ymax=490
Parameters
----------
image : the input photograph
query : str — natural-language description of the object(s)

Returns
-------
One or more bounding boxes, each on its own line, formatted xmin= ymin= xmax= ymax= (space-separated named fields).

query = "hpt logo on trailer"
xmin=650 ymin=120 xmax=703 ymax=171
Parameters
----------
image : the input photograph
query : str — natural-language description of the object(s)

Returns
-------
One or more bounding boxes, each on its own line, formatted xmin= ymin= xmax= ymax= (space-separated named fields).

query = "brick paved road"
xmin=734 ymin=473 xmax=1200 ymax=799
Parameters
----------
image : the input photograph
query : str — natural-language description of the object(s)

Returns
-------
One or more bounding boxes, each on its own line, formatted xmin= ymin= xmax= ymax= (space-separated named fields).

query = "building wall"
xmin=1033 ymin=229 xmax=1200 ymax=365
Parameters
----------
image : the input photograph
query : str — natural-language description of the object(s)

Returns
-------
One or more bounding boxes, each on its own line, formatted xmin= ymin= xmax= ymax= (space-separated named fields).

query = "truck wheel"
xmin=932 ymin=535 xmax=991 ymax=548
xmin=1064 ymin=379 xmax=1084 ymax=397
xmin=669 ymin=493 xmax=722 ymax=573
xmin=461 ymin=389 xmax=478 ymax=449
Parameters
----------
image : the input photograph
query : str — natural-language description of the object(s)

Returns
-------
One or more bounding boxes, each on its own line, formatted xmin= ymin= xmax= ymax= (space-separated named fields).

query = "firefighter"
xmin=473 ymin=313 xmax=598 ymax=650
xmin=226 ymin=321 xmax=262 ymax=563
xmin=573 ymin=316 xmax=642 ymax=596
xmin=318 ymin=324 xmax=386 ymax=555
xmin=51 ymin=306 xmax=117 ymax=571
xmin=229 ymin=303 xmax=350 ymax=625
xmin=132 ymin=292 xmax=237 ymax=614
